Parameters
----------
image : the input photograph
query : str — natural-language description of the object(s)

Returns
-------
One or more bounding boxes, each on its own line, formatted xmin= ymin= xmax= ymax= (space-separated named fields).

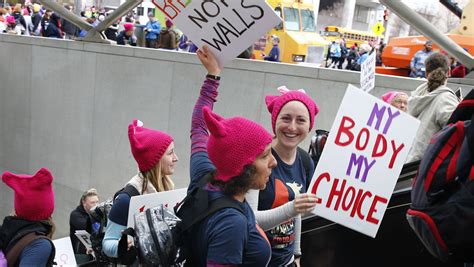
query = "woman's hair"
xmin=139 ymin=159 xmax=174 ymax=193
xmin=13 ymin=4 xmax=21 ymax=13
xmin=42 ymin=217 xmax=56 ymax=239
xmin=425 ymin=53 xmax=449 ymax=92
xmin=208 ymin=165 xmax=257 ymax=196
xmin=80 ymin=188 xmax=98 ymax=205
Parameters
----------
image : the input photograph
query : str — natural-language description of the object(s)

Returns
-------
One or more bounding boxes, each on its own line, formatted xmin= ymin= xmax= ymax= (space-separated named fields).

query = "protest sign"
xmin=152 ymin=0 xmax=282 ymax=67
xmin=52 ymin=237 xmax=77 ymax=266
xmin=307 ymin=84 xmax=419 ymax=237
xmin=75 ymin=230 xmax=93 ymax=251
xmin=360 ymin=50 xmax=376 ymax=92
xmin=127 ymin=187 xmax=187 ymax=227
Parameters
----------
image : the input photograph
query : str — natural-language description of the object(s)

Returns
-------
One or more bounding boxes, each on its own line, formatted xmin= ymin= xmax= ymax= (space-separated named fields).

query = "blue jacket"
xmin=145 ymin=20 xmax=161 ymax=40
xmin=264 ymin=45 xmax=280 ymax=62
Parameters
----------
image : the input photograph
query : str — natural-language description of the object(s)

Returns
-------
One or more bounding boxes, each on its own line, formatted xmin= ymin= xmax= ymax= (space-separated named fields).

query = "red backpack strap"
xmin=424 ymin=123 xmax=463 ymax=191
xmin=446 ymin=121 xmax=465 ymax=181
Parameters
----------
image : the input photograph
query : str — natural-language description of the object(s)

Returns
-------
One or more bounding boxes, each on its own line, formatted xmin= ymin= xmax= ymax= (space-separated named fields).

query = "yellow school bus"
xmin=322 ymin=26 xmax=377 ymax=47
xmin=253 ymin=0 xmax=328 ymax=64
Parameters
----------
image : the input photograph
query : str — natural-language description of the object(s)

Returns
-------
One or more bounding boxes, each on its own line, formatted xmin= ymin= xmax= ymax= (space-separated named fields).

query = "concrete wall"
xmin=0 ymin=34 xmax=472 ymax=238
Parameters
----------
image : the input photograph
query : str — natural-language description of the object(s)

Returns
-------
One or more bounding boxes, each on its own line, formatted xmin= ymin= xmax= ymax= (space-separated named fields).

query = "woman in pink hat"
xmin=381 ymin=91 xmax=408 ymax=112
xmin=102 ymin=120 xmax=178 ymax=263
xmin=256 ymin=82 xmax=320 ymax=266
xmin=186 ymin=46 xmax=318 ymax=266
xmin=0 ymin=168 xmax=56 ymax=266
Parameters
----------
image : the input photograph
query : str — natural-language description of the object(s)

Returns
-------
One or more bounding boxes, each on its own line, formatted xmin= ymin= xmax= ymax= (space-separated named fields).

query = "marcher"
xmin=257 ymin=84 xmax=320 ymax=266
xmin=188 ymin=45 xmax=276 ymax=266
xmin=0 ymin=168 xmax=56 ymax=266
xmin=407 ymin=52 xmax=460 ymax=162
xmin=262 ymin=35 xmax=281 ymax=62
xmin=31 ymin=3 xmax=42 ymax=36
xmin=102 ymin=120 xmax=178 ymax=262
xmin=157 ymin=18 xmax=177 ymax=50
xmin=178 ymin=34 xmax=198 ymax=53
xmin=70 ymin=188 xmax=99 ymax=256
xmin=144 ymin=12 xmax=161 ymax=48
xmin=4 ymin=15 xmax=21 ymax=35
xmin=41 ymin=10 xmax=62 ymax=38
xmin=382 ymin=91 xmax=409 ymax=112
xmin=61 ymin=5 xmax=79 ymax=39
xmin=328 ymin=40 xmax=341 ymax=68
xmin=410 ymin=40 xmax=434 ymax=78
xmin=116 ymin=23 xmax=137 ymax=46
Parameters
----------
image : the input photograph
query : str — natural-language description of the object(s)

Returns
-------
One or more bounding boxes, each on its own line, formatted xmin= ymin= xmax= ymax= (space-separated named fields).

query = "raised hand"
xmin=197 ymin=45 xmax=221 ymax=76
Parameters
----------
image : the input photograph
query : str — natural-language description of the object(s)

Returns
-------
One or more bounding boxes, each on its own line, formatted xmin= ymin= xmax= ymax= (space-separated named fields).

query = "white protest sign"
xmin=152 ymin=0 xmax=282 ymax=67
xmin=74 ymin=230 xmax=93 ymax=251
xmin=307 ymin=84 xmax=419 ymax=237
xmin=360 ymin=51 xmax=376 ymax=92
xmin=127 ymin=188 xmax=187 ymax=227
xmin=52 ymin=237 xmax=77 ymax=266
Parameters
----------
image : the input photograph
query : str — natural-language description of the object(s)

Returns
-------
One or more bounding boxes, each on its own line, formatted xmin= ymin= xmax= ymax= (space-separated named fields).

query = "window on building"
xmin=284 ymin=7 xmax=300 ymax=31
xmin=136 ymin=7 xmax=144 ymax=16
xmin=354 ymin=5 xmax=369 ymax=23
xmin=147 ymin=8 xmax=155 ymax=15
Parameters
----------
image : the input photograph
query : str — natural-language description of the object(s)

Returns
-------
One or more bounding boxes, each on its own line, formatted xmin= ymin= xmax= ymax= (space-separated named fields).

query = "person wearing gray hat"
xmin=144 ymin=11 xmax=161 ymax=48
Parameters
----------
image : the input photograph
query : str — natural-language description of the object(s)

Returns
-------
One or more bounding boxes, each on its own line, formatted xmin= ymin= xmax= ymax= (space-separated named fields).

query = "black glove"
xmin=118 ymin=230 xmax=137 ymax=265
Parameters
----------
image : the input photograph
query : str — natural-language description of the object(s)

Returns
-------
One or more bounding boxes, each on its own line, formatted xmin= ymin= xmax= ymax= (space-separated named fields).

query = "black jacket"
xmin=69 ymin=204 xmax=90 ymax=254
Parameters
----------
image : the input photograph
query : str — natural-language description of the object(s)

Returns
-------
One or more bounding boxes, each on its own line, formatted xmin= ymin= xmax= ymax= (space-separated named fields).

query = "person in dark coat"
xmin=116 ymin=23 xmax=137 ymax=46
xmin=69 ymin=188 xmax=99 ymax=255
xmin=158 ymin=18 xmax=177 ymax=50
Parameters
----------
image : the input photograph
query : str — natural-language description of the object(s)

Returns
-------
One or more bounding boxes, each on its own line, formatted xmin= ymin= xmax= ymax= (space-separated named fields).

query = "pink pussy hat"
xmin=124 ymin=23 xmax=134 ymax=32
xmin=203 ymin=106 xmax=272 ymax=182
xmin=265 ymin=86 xmax=319 ymax=134
xmin=128 ymin=119 xmax=173 ymax=172
xmin=2 ymin=168 xmax=54 ymax=221
xmin=382 ymin=91 xmax=408 ymax=104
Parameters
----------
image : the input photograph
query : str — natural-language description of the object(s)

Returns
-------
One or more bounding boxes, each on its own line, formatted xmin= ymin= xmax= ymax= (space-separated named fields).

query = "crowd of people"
xmin=0 ymin=43 xmax=466 ymax=266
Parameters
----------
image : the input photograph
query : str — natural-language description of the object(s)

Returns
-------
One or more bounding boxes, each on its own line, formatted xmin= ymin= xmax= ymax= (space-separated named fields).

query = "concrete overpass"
xmin=0 ymin=34 xmax=472 ymax=238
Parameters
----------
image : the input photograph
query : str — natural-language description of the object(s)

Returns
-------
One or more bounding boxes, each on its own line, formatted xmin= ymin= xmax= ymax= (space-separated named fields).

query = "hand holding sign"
xmin=197 ymin=45 xmax=221 ymax=76
xmin=293 ymin=193 xmax=319 ymax=214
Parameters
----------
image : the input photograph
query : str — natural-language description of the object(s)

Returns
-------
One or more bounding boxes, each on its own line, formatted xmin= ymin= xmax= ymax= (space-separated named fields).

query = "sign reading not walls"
xmin=152 ymin=0 xmax=282 ymax=67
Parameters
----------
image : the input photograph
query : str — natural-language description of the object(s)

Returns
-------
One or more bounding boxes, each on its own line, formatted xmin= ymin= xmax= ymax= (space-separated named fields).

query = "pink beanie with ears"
xmin=124 ymin=23 xmax=134 ymax=32
xmin=2 ymin=168 xmax=55 ymax=221
xmin=6 ymin=16 xmax=15 ymax=25
xmin=128 ymin=119 xmax=173 ymax=172
xmin=265 ymin=86 xmax=319 ymax=134
xmin=203 ymin=106 xmax=272 ymax=182
xmin=382 ymin=91 xmax=408 ymax=104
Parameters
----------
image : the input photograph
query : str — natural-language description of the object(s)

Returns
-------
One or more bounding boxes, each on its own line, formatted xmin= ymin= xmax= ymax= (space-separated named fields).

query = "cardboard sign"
xmin=152 ymin=0 xmax=282 ymax=67
xmin=360 ymin=51 xmax=376 ymax=92
xmin=307 ymin=85 xmax=420 ymax=237
xmin=127 ymin=188 xmax=187 ymax=227
xmin=52 ymin=237 xmax=77 ymax=266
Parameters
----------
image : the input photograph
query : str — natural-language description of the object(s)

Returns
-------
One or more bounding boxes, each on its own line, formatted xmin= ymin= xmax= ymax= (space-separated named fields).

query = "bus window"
xmin=301 ymin=9 xmax=316 ymax=32
xmin=284 ymin=7 xmax=300 ymax=31
xmin=274 ymin=7 xmax=283 ymax=30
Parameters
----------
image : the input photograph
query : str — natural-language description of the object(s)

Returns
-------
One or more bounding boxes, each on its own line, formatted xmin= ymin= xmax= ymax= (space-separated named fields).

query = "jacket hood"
xmin=409 ymin=82 xmax=454 ymax=117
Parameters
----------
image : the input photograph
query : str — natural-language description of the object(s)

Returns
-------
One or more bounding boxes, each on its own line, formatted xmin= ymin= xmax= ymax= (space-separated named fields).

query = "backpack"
xmin=88 ymin=184 xmax=140 ymax=264
xmin=406 ymin=92 xmax=474 ymax=263
xmin=131 ymin=175 xmax=245 ymax=266
xmin=308 ymin=129 xmax=329 ymax=168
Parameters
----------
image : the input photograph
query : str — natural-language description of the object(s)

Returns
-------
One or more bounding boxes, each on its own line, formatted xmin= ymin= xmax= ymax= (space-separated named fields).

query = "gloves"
xmin=117 ymin=230 xmax=137 ymax=265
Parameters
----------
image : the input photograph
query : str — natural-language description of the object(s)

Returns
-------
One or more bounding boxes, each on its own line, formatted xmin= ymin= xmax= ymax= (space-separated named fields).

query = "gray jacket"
xmin=407 ymin=82 xmax=459 ymax=162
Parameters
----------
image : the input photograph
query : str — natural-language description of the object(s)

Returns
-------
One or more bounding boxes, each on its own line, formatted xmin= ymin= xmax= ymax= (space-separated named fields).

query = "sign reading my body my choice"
xmin=152 ymin=0 xmax=282 ymax=67
xmin=308 ymin=85 xmax=420 ymax=237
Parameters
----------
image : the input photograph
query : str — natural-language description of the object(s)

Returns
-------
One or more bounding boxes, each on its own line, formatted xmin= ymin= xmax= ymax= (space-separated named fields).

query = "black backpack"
xmin=406 ymin=92 xmax=474 ymax=263
xmin=308 ymin=129 xmax=329 ymax=168
xmin=130 ymin=174 xmax=245 ymax=266
xmin=88 ymin=184 xmax=140 ymax=265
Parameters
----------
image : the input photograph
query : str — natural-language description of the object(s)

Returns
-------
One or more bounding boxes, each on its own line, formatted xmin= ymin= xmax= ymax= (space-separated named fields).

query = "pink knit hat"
xmin=6 ymin=16 xmax=15 ymax=25
xmin=128 ymin=119 xmax=173 ymax=172
xmin=382 ymin=91 xmax=408 ymax=104
xmin=265 ymin=86 xmax=319 ymax=133
xmin=165 ymin=18 xmax=173 ymax=28
xmin=203 ymin=107 xmax=272 ymax=182
xmin=2 ymin=168 xmax=54 ymax=221
xmin=124 ymin=23 xmax=134 ymax=32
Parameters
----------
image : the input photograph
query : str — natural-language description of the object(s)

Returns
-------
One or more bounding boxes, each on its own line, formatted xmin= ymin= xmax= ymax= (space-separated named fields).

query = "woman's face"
xmin=275 ymin=101 xmax=310 ymax=149
xmin=161 ymin=142 xmax=178 ymax=176
xmin=251 ymin=144 xmax=277 ymax=190
xmin=391 ymin=94 xmax=408 ymax=112
xmin=82 ymin=195 xmax=99 ymax=213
